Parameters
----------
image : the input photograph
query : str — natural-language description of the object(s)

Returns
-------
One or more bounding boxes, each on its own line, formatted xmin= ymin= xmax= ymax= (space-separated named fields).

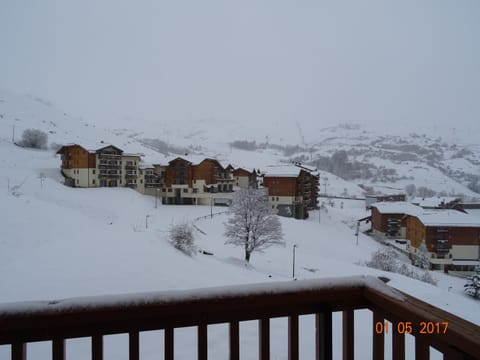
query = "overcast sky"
xmin=1 ymin=0 xmax=479 ymax=134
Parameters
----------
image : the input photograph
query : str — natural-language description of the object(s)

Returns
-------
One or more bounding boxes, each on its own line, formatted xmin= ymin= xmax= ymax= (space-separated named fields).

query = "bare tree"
xmin=405 ymin=183 xmax=416 ymax=197
xmin=224 ymin=188 xmax=284 ymax=262
xmin=19 ymin=128 xmax=48 ymax=149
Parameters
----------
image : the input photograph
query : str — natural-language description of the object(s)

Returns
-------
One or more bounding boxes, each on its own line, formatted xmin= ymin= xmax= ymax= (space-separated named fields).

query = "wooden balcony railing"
xmin=0 ymin=276 xmax=478 ymax=360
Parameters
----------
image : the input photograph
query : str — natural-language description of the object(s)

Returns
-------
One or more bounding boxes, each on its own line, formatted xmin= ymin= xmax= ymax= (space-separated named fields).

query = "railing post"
xmin=164 ymin=327 xmax=174 ymax=360
xmin=52 ymin=338 xmax=65 ymax=360
xmin=198 ymin=323 xmax=207 ymax=360
xmin=129 ymin=331 xmax=139 ymax=360
xmin=342 ymin=310 xmax=354 ymax=360
xmin=316 ymin=311 xmax=332 ymax=360
xmin=288 ymin=315 xmax=299 ymax=360
xmin=415 ymin=336 xmax=429 ymax=360
xmin=372 ymin=312 xmax=384 ymax=360
xmin=229 ymin=321 xmax=240 ymax=360
xmin=92 ymin=335 xmax=103 ymax=360
xmin=259 ymin=318 xmax=270 ymax=360
xmin=392 ymin=320 xmax=405 ymax=360
xmin=11 ymin=342 xmax=26 ymax=360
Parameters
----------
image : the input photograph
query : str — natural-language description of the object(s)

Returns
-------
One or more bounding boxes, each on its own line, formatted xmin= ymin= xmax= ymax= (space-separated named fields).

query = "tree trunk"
xmin=245 ymin=241 xmax=251 ymax=263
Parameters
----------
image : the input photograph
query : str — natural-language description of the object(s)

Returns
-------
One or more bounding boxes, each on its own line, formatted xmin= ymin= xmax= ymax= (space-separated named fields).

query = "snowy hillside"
xmin=2 ymin=89 xmax=479 ymax=199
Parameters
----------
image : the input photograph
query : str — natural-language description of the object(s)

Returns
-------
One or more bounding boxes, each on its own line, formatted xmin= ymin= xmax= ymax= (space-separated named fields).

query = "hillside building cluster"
xmin=368 ymin=201 xmax=480 ymax=273
xmin=56 ymin=144 xmax=319 ymax=219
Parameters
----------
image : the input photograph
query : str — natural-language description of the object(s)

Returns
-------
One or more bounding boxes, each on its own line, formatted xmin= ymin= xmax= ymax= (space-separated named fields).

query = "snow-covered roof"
xmin=411 ymin=197 xmax=458 ymax=208
xmin=370 ymin=202 xmax=423 ymax=215
xmin=465 ymin=209 xmax=480 ymax=220
xmin=414 ymin=210 xmax=480 ymax=228
xmin=263 ymin=165 xmax=314 ymax=177
xmin=263 ymin=166 xmax=300 ymax=177
xmin=160 ymin=155 xmax=220 ymax=167
xmin=58 ymin=143 xmax=143 ymax=157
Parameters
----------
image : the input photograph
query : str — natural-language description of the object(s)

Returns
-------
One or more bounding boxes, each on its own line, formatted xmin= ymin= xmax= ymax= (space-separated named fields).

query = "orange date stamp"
xmin=375 ymin=321 xmax=448 ymax=335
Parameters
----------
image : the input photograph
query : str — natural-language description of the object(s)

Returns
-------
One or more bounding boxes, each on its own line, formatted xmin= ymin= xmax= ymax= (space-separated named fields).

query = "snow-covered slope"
xmin=0 ymin=90 xmax=479 ymax=359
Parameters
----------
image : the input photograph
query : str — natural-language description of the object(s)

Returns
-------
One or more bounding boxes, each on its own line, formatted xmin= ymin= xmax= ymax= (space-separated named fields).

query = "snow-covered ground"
xmin=0 ymin=90 xmax=478 ymax=359
xmin=0 ymin=140 xmax=478 ymax=359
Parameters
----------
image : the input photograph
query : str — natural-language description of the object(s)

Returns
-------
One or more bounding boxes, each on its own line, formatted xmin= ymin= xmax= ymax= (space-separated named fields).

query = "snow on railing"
xmin=0 ymin=275 xmax=478 ymax=360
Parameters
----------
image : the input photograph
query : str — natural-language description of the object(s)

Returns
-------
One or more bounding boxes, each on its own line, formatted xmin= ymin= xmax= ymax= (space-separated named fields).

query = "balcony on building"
xmin=0 ymin=276 xmax=478 ymax=360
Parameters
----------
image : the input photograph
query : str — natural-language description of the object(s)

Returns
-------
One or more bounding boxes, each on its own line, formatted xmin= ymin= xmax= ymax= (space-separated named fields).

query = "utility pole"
xmin=292 ymin=244 xmax=297 ymax=278
xmin=145 ymin=215 xmax=151 ymax=229
xmin=355 ymin=222 xmax=360 ymax=245
xmin=12 ymin=125 xmax=15 ymax=143
xmin=155 ymin=188 xmax=159 ymax=208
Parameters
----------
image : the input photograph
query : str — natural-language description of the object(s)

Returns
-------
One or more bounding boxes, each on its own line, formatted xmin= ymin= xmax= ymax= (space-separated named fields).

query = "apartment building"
xmin=232 ymin=167 xmax=258 ymax=189
xmin=56 ymin=144 xmax=144 ymax=188
xmin=406 ymin=210 xmax=480 ymax=272
xmin=262 ymin=165 xmax=319 ymax=219
xmin=161 ymin=157 xmax=235 ymax=205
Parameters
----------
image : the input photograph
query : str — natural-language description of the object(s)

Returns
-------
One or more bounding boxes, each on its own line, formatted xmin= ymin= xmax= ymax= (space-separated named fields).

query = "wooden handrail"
xmin=0 ymin=275 xmax=478 ymax=359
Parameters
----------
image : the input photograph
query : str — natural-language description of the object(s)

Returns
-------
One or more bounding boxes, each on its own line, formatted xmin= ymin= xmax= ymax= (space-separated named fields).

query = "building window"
xmin=76 ymin=179 xmax=79 ymax=184
xmin=140 ymin=179 xmax=143 ymax=184
xmin=92 ymin=179 xmax=96 ymax=184
xmin=193 ymin=188 xmax=198 ymax=193
xmin=276 ymin=197 xmax=279 ymax=201
xmin=92 ymin=169 xmax=96 ymax=174
xmin=168 ymin=188 xmax=172 ymax=193
xmin=183 ymin=188 xmax=188 ymax=193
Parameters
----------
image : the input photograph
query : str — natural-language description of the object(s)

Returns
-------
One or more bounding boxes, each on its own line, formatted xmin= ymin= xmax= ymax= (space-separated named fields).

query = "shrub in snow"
xmin=464 ymin=275 xmax=480 ymax=298
xmin=169 ymin=221 xmax=196 ymax=256
xmin=365 ymin=248 xmax=399 ymax=272
xmin=18 ymin=128 xmax=48 ymax=149
xmin=224 ymin=188 xmax=284 ymax=262
xmin=366 ymin=247 xmax=437 ymax=285
xmin=415 ymin=240 xmax=430 ymax=270
xmin=419 ymin=270 xmax=437 ymax=286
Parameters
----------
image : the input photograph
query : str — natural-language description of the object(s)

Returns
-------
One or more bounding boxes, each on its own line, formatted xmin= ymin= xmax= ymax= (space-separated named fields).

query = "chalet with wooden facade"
xmin=406 ymin=210 xmax=480 ymax=271
xmin=370 ymin=202 xmax=423 ymax=237
xmin=57 ymin=145 xmax=319 ymax=220
xmin=262 ymin=165 xmax=319 ymax=219
xmin=232 ymin=167 xmax=258 ymax=189
xmin=161 ymin=157 xmax=235 ymax=205
xmin=56 ymin=144 xmax=147 ymax=188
